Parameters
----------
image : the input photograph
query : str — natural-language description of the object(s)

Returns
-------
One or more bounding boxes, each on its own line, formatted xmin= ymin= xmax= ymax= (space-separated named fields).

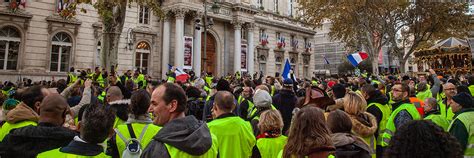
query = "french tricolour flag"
xmin=347 ymin=51 xmax=368 ymax=67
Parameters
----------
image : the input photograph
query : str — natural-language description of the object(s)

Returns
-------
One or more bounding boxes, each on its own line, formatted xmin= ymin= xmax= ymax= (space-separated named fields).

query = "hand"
xmin=429 ymin=69 xmax=436 ymax=75
xmin=84 ymin=79 xmax=92 ymax=88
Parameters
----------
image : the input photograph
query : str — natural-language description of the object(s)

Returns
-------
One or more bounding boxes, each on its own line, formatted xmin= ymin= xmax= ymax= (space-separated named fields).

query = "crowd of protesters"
xmin=0 ymin=66 xmax=471 ymax=158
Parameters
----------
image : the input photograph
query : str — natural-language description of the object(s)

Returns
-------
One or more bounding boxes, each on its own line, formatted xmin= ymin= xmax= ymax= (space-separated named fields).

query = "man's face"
xmin=444 ymin=84 xmax=457 ymax=99
xmin=419 ymin=76 xmax=426 ymax=82
xmin=423 ymin=98 xmax=433 ymax=112
xmin=242 ymin=87 xmax=252 ymax=98
xmin=148 ymin=86 xmax=174 ymax=126
xmin=392 ymin=84 xmax=407 ymax=102
xmin=448 ymin=99 xmax=462 ymax=113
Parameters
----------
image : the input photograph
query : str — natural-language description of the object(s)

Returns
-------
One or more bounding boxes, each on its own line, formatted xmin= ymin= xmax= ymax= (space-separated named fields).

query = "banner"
xmin=183 ymin=36 xmax=193 ymax=69
xmin=241 ymin=44 xmax=248 ymax=71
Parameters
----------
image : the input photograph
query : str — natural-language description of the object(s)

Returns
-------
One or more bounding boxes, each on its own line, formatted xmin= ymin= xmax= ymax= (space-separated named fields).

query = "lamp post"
xmin=196 ymin=0 xmax=220 ymax=76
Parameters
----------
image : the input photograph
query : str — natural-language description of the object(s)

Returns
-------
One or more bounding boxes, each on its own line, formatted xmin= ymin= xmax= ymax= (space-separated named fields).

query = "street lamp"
xmin=196 ymin=0 xmax=220 ymax=76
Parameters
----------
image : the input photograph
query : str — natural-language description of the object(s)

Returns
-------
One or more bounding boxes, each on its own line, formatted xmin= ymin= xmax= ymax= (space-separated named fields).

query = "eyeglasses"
xmin=444 ymin=88 xmax=456 ymax=91
xmin=392 ymin=88 xmax=404 ymax=93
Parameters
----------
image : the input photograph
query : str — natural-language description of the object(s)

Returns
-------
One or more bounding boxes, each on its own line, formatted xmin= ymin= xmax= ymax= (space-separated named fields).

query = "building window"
xmin=289 ymin=0 xmax=293 ymax=17
xmin=139 ymin=5 xmax=150 ymax=24
xmin=56 ymin=0 xmax=72 ymax=13
xmin=258 ymin=0 xmax=263 ymax=8
xmin=0 ymin=26 xmax=20 ymax=70
xmin=135 ymin=41 xmax=150 ymax=71
xmin=241 ymin=28 xmax=248 ymax=40
xmin=96 ymin=41 xmax=101 ymax=67
xmin=50 ymin=32 xmax=72 ymax=72
xmin=259 ymin=55 xmax=266 ymax=75
xmin=274 ymin=0 xmax=279 ymax=13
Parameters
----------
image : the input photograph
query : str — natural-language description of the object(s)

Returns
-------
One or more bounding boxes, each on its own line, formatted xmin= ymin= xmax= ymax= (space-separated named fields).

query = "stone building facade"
xmin=0 ymin=0 xmax=317 ymax=81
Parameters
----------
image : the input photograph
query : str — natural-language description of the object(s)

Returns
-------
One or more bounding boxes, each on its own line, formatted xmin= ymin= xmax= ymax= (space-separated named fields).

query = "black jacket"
xmin=272 ymin=89 xmax=297 ymax=135
xmin=141 ymin=116 xmax=214 ymax=158
xmin=0 ymin=122 xmax=77 ymax=158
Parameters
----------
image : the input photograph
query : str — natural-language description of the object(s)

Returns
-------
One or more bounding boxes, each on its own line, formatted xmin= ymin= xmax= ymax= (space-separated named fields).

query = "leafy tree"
xmin=299 ymin=0 xmax=469 ymax=73
xmin=70 ymin=0 xmax=164 ymax=71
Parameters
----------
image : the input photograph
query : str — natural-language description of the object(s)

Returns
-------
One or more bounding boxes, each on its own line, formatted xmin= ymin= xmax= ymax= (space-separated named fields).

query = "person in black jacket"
xmin=0 ymin=94 xmax=77 ymax=158
xmin=272 ymin=78 xmax=297 ymax=135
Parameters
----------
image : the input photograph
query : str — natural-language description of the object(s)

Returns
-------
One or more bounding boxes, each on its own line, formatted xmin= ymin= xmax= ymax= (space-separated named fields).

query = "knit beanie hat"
xmin=452 ymin=92 xmax=473 ymax=108
xmin=3 ymin=98 xmax=19 ymax=110
xmin=253 ymin=90 xmax=272 ymax=108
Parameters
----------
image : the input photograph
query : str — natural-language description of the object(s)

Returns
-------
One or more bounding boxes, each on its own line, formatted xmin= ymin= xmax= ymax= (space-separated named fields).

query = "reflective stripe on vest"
xmin=36 ymin=148 xmax=109 ymax=158
xmin=0 ymin=120 xmax=37 ymax=141
xmin=362 ymin=135 xmax=376 ymax=157
xmin=257 ymin=135 xmax=288 ymax=158
xmin=449 ymin=111 xmax=474 ymax=156
xmin=207 ymin=116 xmax=256 ymax=158
xmin=164 ymin=133 xmax=219 ymax=158
xmin=381 ymin=103 xmax=421 ymax=147
xmin=368 ymin=102 xmax=392 ymax=145
xmin=115 ymin=123 xmax=161 ymax=158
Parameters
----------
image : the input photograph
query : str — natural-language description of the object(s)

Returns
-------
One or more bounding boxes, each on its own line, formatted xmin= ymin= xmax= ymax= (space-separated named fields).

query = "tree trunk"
xmin=399 ymin=55 xmax=408 ymax=73
xmin=100 ymin=2 xmax=127 ymax=72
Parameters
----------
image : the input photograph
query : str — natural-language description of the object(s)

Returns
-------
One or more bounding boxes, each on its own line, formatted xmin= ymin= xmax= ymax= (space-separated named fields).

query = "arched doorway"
xmin=201 ymin=32 xmax=216 ymax=75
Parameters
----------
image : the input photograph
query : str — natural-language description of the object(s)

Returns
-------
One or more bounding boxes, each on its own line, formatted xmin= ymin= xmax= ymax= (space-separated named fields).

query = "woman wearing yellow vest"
xmin=343 ymin=92 xmax=377 ymax=157
xmin=448 ymin=92 xmax=474 ymax=156
xmin=252 ymin=109 xmax=287 ymax=158
xmin=37 ymin=104 xmax=116 ymax=158
xmin=107 ymin=90 xmax=161 ymax=157
xmin=280 ymin=107 xmax=335 ymax=158
xmin=327 ymin=110 xmax=372 ymax=158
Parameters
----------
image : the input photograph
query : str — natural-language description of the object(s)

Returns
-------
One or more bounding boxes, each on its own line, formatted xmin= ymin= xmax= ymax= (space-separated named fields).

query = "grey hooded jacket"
xmin=140 ymin=115 xmax=214 ymax=158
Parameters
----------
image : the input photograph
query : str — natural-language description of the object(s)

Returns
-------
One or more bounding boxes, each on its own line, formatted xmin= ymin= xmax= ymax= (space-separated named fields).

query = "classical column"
xmin=247 ymin=24 xmax=255 ymax=75
xmin=233 ymin=20 xmax=243 ymax=74
xmin=193 ymin=12 xmax=203 ymax=78
xmin=161 ymin=15 xmax=171 ymax=79
xmin=174 ymin=8 xmax=187 ymax=68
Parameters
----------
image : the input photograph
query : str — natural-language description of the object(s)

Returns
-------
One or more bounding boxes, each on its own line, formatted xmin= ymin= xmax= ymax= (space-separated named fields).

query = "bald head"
xmin=214 ymin=91 xmax=235 ymax=112
xmin=39 ymin=94 xmax=69 ymax=126
xmin=443 ymin=83 xmax=457 ymax=99
xmin=107 ymin=86 xmax=123 ymax=103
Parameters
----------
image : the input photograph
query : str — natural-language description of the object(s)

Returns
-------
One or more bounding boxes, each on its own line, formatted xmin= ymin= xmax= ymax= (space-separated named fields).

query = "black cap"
xmin=452 ymin=92 xmax=473 ymax=108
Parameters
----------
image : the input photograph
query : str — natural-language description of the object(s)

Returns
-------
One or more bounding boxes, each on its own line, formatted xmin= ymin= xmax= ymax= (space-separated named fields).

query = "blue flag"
xmin=282 ymin=59 xmax=291 ymax=79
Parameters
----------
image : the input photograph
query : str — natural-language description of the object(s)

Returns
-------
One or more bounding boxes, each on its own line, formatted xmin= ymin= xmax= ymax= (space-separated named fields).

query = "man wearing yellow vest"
xmin=37 ymin=104 xmax=115 ymax=158
xmin=142 ymin=83 xmax=218 ymax=157
xmin=423 ymin=98 xmax=450 ymax=131
xmin=0 ymin=86 xmax=49 ymax=141
xmin=448 ymin=92 xmax=474 ymax=156
xmin=0 ymin=94 xmax=76 ymax=157
xmin=360 ymin=84 xmax=391 ymax=158
xmin=381 ymin=82 xmax=421 ymax=148
xmin=92 ymin=67 xmax=105 ymax=88
xmin=238 ymin=86 xmax=254 ymax=119
xmin=207 ymin=91 xmax=256 ymax=158
xmin=416 ymin=69 xmax=441 ymax=102
xmin=67 ymin=67 xmax=78 ymax=86
xmin=439 ymin=83 xmax=457 ymax=121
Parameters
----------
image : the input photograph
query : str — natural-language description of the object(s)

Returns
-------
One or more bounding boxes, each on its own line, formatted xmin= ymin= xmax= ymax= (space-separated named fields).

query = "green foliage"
xmin=299 ymin=0 xmax=469 ymax=72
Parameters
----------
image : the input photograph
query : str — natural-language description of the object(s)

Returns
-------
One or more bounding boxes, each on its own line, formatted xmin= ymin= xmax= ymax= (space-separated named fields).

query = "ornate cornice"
xmin=172 ymin=8 xmax=189 ymax=19
xmin=231 ymin=20 xmax=244 ymax=29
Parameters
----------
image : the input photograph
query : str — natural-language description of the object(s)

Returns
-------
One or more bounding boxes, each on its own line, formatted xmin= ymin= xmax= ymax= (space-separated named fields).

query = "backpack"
xmin=115 ymin=124 xmax=149 ymax=158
